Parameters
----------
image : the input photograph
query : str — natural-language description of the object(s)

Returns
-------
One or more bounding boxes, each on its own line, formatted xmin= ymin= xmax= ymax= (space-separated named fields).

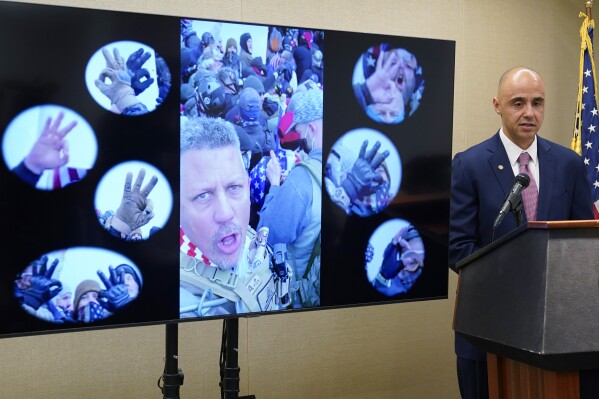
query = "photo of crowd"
xmin=179 ymin=19 xmax=324 ymax=316
xmin=14 ymin=247 xmax=143 ymax=324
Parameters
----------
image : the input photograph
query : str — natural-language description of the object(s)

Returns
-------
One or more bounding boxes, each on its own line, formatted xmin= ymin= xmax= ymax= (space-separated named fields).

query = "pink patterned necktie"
xmin=518 ymin=152 xmax=538 ymax=221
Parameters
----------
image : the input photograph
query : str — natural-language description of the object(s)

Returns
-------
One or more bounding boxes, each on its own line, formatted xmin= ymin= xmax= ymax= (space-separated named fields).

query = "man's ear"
xmin=492 ymin=97 xmax=501 ymax=115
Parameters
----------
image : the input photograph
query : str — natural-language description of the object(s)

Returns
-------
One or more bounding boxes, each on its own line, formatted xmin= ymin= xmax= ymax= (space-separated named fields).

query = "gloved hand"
xmin=95 ymin=48 xmax=140 ymax=112
xmin=95 ymin=68 xmax=140 ymax=112
xmin=126 ymin=48 xmax=151 ymax=74
xmin=341 ymin=140 xmax=390 ymax=203
xmin=110 ymin=168 xmax=158 ymax=235
xmin=101 ymin=47 xmax=126 ymax=71
xmin=379 ymin=242 xmax=403 ymax=280
xmin=97 ymin=266 xmax=131 ymax=312
xmin=17 ymin=256 xmax=62 ymax=310
xmin=125 ymin=47 xmax=155 ymax=95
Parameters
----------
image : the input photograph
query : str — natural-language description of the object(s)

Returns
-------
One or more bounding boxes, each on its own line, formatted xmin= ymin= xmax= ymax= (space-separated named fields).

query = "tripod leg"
xmin=220 ymin=318 xmax=257 ymax=399
xmin=162 ymin=323 xmax=184 ymax=399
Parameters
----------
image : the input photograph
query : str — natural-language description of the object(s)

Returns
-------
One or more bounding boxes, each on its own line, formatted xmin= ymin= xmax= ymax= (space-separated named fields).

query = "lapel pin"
xmin=498 ymin=165 xmax=504 ymax=170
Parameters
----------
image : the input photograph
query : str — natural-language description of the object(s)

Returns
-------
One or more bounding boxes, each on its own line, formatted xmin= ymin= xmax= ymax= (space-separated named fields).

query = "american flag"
xmin=572 ymin=11 xmax=599 ymax=218
xmin=52 ymin=166 xmax=87 ymax=190
xmin=249 ymin=149 xmax=299 ymax=206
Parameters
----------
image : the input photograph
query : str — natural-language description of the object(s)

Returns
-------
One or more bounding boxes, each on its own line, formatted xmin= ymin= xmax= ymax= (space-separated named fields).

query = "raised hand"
xmin=16 ymin=256 xmax=62 ymax=310
xmin=366 ymin=50 xmax=401 ymax=104
xmin=126 ymin=48 xmax=155 ymax=95
xmin=341 ymin=140 xmax=390 ymax=202
xmin=24 ymin=112 xmax=77 ymax=174
xmin=97 ymin=266 xmax=131 ymax=312
xmin=110 ymin=168 xmax=158 ymax=235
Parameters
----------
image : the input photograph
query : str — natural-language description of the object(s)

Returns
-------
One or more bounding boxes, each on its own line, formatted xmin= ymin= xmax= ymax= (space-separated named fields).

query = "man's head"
xmin=238 ymin=87 xmax=262 ymax=123
xmin=399 ymin=227 xmax=425 ymax=272
xmin=367 ymin=82 xmax=404 ymax=124
xmin=394 ymin=49 xmax=418 ymax=105
xmin=74 ymin=279 xmax=100 ymax=314
xmin=493 ymin=67 xmax=545 ymax=149
xmin=240 ymin=33 xmax=252 ymax=53
xmin=180 ymin=117 xmax=250 ymax=270
xmin=286 ymin=89 xmax=324 ymax=152
xmin=15 ymin=265 xmax=33 ymax=289
xmin=52 ymin=284 xmax=73 ymax=313
xmin=115 ymin=264 xmax=142 ymax=299
xmin=201 ymin=32 xmax=215 ymax=50
xmin=225 ymin=37 xmax=238 ymax=56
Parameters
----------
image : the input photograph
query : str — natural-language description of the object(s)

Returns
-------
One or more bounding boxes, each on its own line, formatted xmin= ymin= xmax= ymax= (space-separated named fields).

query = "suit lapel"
xmin=536 ymin=137 xmax=555 ymax=221
xmin=486 ymin=133 xmax=515 ymax=197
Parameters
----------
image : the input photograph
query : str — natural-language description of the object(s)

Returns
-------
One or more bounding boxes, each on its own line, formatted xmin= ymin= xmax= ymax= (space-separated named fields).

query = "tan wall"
xmin=0 ymin=0 xmax=586 ymax=398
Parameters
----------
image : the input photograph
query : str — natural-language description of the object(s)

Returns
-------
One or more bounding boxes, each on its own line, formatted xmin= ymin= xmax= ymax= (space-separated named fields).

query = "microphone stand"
xmin=220 ymin=317 xmax=256 ymax=399
xmin=160 ymin=323 xmax=185 ymax=399
xmin=514 ymin=201 xmax=524 ymax=227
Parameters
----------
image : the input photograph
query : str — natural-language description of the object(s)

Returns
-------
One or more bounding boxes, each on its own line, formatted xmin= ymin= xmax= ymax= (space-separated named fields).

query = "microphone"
xmin=492 ymin=173 xmax=530 ymax=230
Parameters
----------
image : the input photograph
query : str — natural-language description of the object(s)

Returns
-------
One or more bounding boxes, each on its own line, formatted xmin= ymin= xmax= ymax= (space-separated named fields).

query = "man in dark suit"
xmin=449 ymin=66 xmax=594 ymax=399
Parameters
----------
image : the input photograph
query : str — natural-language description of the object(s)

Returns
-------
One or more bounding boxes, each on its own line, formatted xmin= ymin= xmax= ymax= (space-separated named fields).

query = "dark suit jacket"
xmin=449 ymin=132 xmax=594 ymax=360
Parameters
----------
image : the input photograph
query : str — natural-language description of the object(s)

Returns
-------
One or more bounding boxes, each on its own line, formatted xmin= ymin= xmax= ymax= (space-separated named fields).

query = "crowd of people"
xmin=14 ymin=254 xmax=142 ymax=324
xmin=179 ymin=22 xmax=326 ymax=315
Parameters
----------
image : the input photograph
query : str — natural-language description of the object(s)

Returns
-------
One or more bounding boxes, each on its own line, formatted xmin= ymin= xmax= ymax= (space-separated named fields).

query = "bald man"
xmin=449 ymin=67 xmax=593 ymax=398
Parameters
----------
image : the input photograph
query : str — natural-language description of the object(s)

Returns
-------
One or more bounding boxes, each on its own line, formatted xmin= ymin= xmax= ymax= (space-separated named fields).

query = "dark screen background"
xmin=0 ymin=1 xmax=454 ymax=337
xmin=321 ymin=31 xmax=454 ymax=306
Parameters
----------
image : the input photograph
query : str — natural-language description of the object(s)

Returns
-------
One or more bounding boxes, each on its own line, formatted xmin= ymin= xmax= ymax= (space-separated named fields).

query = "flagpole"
xmin=586 ymin=1 xmax=593 ymax=19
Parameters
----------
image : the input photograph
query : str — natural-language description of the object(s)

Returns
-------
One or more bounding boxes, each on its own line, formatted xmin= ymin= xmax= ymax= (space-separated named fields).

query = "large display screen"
xmin=0 ymin=1 xmax=455 ymax=337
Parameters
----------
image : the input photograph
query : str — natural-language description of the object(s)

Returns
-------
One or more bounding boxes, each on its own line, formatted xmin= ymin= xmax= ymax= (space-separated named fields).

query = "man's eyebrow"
xmin=508 ymin=96 xmax=544 ymax=103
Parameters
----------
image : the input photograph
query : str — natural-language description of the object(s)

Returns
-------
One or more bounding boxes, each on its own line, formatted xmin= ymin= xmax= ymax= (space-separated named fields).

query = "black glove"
xmin=131 ymin=68 xmax=154 ymax=96
xmin=126 ymin=48 xmax=155 ymax=96
xmin=17 ymin=256 xmax=62 ymax=310
xmin=341 ymin=140 xmax=390 ymax=203
xmin=97 ymin=266 xmax=131 ymax=312
xmin=379 ymin=242 xmax=403 ymax=280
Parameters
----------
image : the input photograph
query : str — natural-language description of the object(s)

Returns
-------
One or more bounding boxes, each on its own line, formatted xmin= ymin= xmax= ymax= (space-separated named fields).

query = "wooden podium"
xmin=453 ymin=220 xmax=599 ymax=399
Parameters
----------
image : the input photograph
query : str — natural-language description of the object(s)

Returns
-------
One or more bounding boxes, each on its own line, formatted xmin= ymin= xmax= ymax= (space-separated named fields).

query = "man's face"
xmin=227 ymin=45 xmax=237 ymax=55
xmin=247 ymin=38 xmax=253 ymax=53
xmin=493 ymin=69 xmax=545 ymax=149
xmin=16 ymin=266 xmax=33 ymax=289
xmin=78 ymin=291 xmax=99 ymax=311
xmin=401 ymin=237 xmax=425 ymax=272
xmin=56 ymin=293 xmax=72 ymax=312
xmin=370 ymin=83 xmax=404 ymax=123
xmin=395 ymin=51 xmax=417 ymax=105
xmin=123 ymin=273 xmax=140 ymax=298
xmin=181 ymin=146 xmax=250 ymax=270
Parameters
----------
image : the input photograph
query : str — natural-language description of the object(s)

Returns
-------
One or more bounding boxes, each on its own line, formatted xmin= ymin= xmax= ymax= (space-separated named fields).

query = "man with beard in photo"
xmin=179 ymin=117 xmax=291 ymax=317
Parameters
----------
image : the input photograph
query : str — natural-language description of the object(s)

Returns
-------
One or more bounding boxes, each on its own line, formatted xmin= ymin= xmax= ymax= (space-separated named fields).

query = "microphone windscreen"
xmin=515 ymin=173 xmax=530 ymax=188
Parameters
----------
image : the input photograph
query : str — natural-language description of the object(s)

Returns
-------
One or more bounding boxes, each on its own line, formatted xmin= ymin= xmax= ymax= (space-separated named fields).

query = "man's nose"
xmin=213 ymin=193 xmax=235 ymax=223
xmin=522 ymin=103 xmax=534 ymax=117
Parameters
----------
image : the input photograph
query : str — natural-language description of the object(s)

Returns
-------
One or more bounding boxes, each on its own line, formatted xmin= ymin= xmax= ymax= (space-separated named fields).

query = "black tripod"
xmin=160 ymin=323 xmax=185 ymax=399
xmin=220 ymin=317 xmax=256 ymax=399
xmin=159 ymin=319 xmax=255 ymax=399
